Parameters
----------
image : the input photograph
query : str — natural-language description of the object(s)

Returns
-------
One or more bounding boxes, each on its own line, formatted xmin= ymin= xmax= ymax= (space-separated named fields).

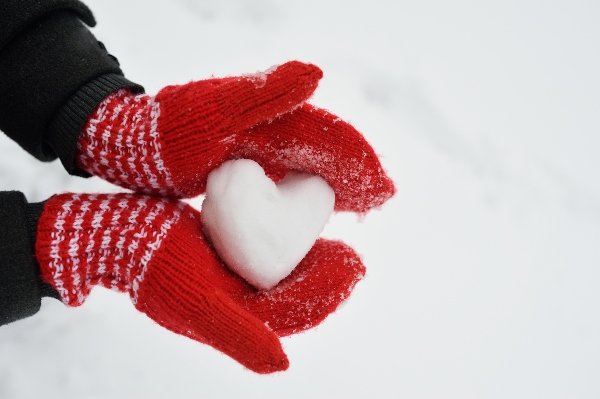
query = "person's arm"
xmin=1 ymin=190 xmax=366 ymax=373
xmin=0 ymin=1 xmax=394 ymax=210
xmin=0 ymin=0 xmax=143 ymax=175
xmin=0 ymin=191 xmax=58 ymax=326
xmin=0 ymin=1 xmax=394 ymax=372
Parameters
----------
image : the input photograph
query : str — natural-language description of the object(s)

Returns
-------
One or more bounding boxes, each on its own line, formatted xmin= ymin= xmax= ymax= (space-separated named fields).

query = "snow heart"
xmin=201 ymin=159 xmax=335 ymax=290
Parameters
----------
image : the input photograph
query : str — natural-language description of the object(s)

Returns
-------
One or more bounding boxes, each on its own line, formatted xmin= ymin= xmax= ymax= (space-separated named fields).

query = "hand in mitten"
xmin=232 ymin=103 xmax=396 ymax=212
xmin=75 ymin=61 xmax=395 ymax=211
xmin=75 ymin=61 xmax=321 ymax=198
xmin=34 ymin=193 xmax=365 ymax=373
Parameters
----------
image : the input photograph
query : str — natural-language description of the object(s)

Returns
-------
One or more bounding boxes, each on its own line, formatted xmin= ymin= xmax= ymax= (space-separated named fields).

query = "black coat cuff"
xmin=0 ymin=8 xmax=143 ymax=173
xmin=47 ymin=74 xmax=144 ymax=176
xmin=0 ymin=192 xmax=57 ymax=326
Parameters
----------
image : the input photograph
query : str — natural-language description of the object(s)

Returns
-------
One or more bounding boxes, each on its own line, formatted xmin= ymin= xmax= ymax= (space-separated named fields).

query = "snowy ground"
xmin=1 ymin=0 xmax=600 ymax=397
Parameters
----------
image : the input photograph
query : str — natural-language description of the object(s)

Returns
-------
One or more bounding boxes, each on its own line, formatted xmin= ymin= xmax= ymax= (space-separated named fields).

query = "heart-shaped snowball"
xmin=201 ymin=159 xmax=335 ymax=290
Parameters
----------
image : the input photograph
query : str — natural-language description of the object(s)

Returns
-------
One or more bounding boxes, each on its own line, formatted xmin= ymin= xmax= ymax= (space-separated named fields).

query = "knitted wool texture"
xmin=75 ymin=61 xmax=396 ymax=211
xmin=75 ymin=61 xmax=323 ymax=198
xmin=34 ymin=193 xmax=366 ymax=373
xmin=231 ymin=103 xmax=396 ymax=212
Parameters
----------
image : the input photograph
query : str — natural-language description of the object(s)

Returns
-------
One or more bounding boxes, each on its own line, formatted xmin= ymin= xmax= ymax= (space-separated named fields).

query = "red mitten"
xmin=76 ymin=61 xmax=322 ymax=198
xmin=35 ymin=193 xmax=365 ymax=373
xmin=75 ymin=61 xmax=395 ymax=212
xmin=233 ymin=103 xmax=396 ymax=212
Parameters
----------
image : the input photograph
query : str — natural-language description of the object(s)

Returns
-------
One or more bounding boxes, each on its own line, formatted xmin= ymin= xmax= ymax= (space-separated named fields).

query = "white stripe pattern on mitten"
xmin=44 ymin=194 xmax=180 ymax=306
xmin=48 ymin=195 xmax=79 ymax=300
xmin=130 ymin=200 xmax=183 ymax=305
xmin=76 ymin=90 xmax=181 ymax=196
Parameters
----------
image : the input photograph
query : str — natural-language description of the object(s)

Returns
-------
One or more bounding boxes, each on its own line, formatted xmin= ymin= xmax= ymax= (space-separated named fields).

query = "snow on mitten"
xmin=75 ymin=61 xmax=322 ymax=197
xmin=75 ymin=60 xmax=395 ymax=212
xmin=34 ymin=193 xmax=365 ymax=373
xmin=233 ymin=103 xmax=396 ymax=212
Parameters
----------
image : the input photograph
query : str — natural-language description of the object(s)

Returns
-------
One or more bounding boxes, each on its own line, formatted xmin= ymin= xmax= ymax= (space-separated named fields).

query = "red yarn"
xmin=34 ymin=193 xmax=366 ymax=373
xmin=233 ymin=103 xmax=397 ymax=212
xmin=75 ymin=61 xmax=395 ymax=211
xmin=76 ymin=61 xmax=323 ymax=198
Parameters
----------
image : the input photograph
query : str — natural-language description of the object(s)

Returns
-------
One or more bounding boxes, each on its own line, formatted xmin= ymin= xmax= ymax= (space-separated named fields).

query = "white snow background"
xmin=1 ymin=0 xmax=599 ymax=397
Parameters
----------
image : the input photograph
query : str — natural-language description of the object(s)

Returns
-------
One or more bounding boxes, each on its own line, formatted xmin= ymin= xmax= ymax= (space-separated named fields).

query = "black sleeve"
xmin=0 ymin=0 xmax=144 ymax=176
xmin=0 ymin=191 xmax=59 ymax=326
